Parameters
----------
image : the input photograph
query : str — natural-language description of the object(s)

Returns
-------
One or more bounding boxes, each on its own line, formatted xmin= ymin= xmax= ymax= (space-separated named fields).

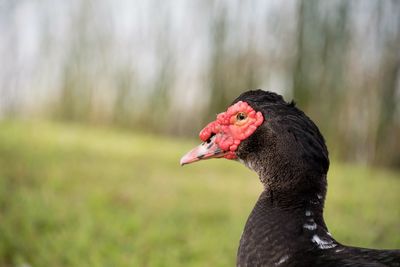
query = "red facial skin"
xmin=199 ymin=101 xmax=264 ymax=159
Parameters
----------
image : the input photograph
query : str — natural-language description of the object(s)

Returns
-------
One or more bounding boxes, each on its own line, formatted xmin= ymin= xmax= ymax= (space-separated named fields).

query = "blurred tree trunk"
xmin=292 ymin=0 xmax=309 ymax=108
xmin=374 ymin=1 xmax=400 ymax=167
xmin=208 ymin=5 xmax=229 ymax=120
xmin=57 ymin=1 xmax=95 ymax=122
xmin=113 ymin=67 xmax=135 ymax=127
xmin=207 ymin=3 xmax=260 ymax=124
xmin=293 ymin=0 xmax=350 ymax=155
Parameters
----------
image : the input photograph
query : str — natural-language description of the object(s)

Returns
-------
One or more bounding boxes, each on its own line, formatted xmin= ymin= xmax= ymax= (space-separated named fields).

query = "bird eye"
xmin=236 ymin=112 xmax=247 ymax=121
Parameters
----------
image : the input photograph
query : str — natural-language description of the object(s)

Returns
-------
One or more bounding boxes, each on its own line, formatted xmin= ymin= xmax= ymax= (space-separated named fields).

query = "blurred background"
xmin=0 ymin=0 xmax=399 ymax=266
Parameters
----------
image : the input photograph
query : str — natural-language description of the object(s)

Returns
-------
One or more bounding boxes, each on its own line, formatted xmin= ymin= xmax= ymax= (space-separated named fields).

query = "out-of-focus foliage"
xmin=0 ymin=121 xmax=399 ymax=267
xmin=0 ymin=0 xmax=399 ymax=166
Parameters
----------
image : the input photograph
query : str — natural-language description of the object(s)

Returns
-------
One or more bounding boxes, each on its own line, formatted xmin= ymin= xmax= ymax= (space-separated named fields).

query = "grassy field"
xmin=0 ymin=121 xmax=399 ymax=267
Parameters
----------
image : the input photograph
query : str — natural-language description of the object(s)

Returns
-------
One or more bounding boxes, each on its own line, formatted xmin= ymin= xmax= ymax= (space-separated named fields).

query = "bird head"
xmin=180 ymin=90 xmax=329 ymax=189
xmin=180 ymin=99 xmax=263 ymax=164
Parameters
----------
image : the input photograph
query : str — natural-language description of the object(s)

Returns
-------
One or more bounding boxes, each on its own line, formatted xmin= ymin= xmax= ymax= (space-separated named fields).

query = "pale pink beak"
xmin=180 ymin=135 xmax=228 ymax=166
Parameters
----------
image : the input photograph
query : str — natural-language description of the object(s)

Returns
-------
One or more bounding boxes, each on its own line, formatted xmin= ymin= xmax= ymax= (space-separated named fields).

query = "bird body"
xmin=238 ymin=190 xmax=399 ymax=267
xmin=181 ymin=90 xmax=400 ymax=267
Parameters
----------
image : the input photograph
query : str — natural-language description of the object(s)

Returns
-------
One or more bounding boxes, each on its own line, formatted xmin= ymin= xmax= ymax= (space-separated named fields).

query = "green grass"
xmin=0 ymin=121 xmax=399 ymax=267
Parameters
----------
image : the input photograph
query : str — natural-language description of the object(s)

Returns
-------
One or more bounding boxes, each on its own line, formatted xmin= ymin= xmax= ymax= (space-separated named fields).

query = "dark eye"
xmin=236 ymin=112 xmax=247 ymax=121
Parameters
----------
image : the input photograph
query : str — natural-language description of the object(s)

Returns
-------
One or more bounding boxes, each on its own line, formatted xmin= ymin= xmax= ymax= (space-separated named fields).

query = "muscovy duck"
xmin=180 ymin=90 xmax=400 ymax=267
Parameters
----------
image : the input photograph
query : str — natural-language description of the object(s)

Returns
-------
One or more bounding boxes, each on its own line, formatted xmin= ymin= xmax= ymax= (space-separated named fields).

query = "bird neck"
xmin=262 ymin=184 xmax=326 ymax=216
xmin=246 ymin=170 xmax=330 ymax=235
xmin=237 ymin=188 xmax=336 ymax=266
xmin=259 ymin=169 xmax=328 ymax=214
xmin=260 ymin=187 xmax=328 ymax=229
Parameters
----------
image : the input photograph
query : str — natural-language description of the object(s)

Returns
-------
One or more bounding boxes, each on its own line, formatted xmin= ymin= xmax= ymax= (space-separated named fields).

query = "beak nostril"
xmin=206 ymin=133 xmax=216 ymax=144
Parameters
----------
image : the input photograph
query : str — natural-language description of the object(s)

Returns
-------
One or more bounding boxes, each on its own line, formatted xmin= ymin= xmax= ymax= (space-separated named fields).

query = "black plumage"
xmin=231 ymin=90 xmax=400 ymax=266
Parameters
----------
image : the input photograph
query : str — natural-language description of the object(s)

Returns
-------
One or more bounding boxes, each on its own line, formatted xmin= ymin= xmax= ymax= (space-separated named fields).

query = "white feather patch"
xmin=311 ymin=235 xmax=337 ymax=249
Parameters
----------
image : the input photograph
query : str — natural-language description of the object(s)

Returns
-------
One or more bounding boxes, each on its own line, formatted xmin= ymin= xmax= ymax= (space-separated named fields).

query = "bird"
xmin=180 ymin=90 xmax=400 ymax=267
